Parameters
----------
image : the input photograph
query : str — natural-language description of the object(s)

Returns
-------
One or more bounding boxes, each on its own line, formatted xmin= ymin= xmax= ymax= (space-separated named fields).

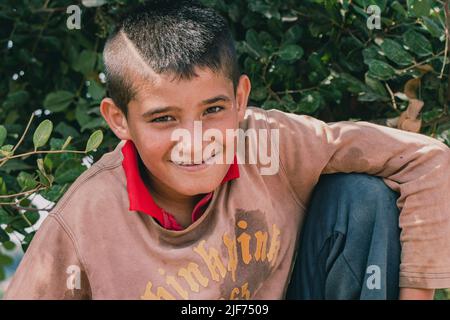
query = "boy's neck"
xmin=152 ymin=187 xmax=204 ymax=227
xmin=139 ymin=165 xmax=204 ymax=228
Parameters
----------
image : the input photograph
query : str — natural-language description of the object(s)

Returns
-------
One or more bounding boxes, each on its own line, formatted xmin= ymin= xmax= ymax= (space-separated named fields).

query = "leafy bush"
xmin=1 ymin=0 xmax=449 ymax=297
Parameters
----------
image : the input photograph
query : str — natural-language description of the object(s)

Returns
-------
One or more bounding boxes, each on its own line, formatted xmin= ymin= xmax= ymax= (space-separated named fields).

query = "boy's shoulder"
xmin=244 ymin=106 xmax=326 ymax=135
xmin=49 ymin=140 xmax=127 ymax=221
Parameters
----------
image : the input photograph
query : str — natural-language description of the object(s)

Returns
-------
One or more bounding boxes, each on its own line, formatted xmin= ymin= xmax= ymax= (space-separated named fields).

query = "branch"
xmin=0 ymin=186 xmax=47 ymax=199
xmin=12 ymin=113 xmax=35 ymax=154
xmin=399 ymin=50 xmax=446 ymax=73
xmin=275 ymin=86 xmax=320 ymax=95
xmin=384 ymin=82 xmax=398 ymax=110
xmin=0 ymin=149 xmax=87 ymax=163
xmin=439 ymin=0 xmax=450 ymax=79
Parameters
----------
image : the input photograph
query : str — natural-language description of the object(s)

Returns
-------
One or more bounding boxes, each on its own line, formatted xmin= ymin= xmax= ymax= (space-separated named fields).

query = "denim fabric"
xmin=286 ymin=173 xmax=401 ymax=300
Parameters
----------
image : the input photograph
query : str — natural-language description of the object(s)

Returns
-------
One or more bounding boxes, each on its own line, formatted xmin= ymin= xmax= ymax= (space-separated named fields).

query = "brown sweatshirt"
xmin=4 ymin=107 xmax=450 ymax=300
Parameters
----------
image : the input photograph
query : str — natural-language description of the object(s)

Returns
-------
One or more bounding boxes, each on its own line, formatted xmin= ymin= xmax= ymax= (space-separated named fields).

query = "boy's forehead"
xmin=131 ymin=67 xmax=234 ymax=103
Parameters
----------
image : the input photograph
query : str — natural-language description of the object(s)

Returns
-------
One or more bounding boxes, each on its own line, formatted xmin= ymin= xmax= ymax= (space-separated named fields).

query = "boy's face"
xmin=101 ymin=67 xmax=251 ymax=198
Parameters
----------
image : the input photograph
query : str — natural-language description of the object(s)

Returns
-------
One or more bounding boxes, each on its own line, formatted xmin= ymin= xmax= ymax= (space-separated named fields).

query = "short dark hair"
xmin=103 ymin=0 xmax=241 ymax=117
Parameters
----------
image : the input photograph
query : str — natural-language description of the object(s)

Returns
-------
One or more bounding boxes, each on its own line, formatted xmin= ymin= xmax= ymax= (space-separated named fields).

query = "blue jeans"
xmin=286 ymin=173 xmax=401 ymax=300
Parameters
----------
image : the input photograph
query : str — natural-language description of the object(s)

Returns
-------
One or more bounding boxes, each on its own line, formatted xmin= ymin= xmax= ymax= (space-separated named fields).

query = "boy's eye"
xmin=150 ymin=115 xmax=175 ymax=123
xmin=204 ymin=106 xmax=224 ymax=115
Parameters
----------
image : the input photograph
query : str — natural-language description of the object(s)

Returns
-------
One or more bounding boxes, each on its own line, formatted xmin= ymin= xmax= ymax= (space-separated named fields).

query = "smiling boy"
xmin=4 ymin=0 xmax=450 ymax=300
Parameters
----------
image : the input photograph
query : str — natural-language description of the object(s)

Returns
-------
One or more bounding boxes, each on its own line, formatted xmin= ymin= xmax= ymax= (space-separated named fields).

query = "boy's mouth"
xmin=170 ymin=152 xmax=221 ymax=169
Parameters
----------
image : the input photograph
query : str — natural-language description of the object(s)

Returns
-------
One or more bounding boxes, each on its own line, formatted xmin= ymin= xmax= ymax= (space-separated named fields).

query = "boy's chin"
xmin=168 ymin=171 xmax=226 ymax=196
xmin=173 ymin=177 xmax=222 ymax=196
xmin=166 ymin=163 xmax=229 ymax=195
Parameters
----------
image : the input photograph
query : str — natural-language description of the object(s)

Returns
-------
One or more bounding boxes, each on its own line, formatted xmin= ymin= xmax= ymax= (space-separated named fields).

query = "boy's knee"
xmin=318 ymin=173 xmax=398 ymax=205
xmin=315 ymin=173 xmax=399 ymax=227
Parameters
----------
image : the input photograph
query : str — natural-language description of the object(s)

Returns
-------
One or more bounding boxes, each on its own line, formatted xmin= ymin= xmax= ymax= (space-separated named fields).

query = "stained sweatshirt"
xmin=4 ymin=107 xmax=450 ymax=300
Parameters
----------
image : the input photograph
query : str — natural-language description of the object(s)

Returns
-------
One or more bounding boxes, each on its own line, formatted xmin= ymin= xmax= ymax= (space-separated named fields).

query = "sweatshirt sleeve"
xmin=265 ymin=109 xmax=450 ymax=289
xmin=3 ymin=214 xmax=91 ymax=299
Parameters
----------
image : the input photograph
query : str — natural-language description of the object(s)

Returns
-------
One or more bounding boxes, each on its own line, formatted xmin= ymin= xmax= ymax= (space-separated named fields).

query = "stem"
xmin=0 ymin=149 xmax=87 ymax=162
xmin=399 ymin=50 xmax=446 ymax=73
xmin=423 ymin=114 xmax=450 ymax=128
xmin=19 ymin=212 xmax=33 ymax=227
xmin=31 ymin=1 xmax=53 ymax=56
xmin=0 ymin=186 xmax=47 ymax=199
xmin=276 ymin=86 xmax=320 ymax=95
xmin=8 ymin=204 xmax=46 ymax=212
xmin=12 ymin=113 xmax=35 ymax=154
xmin=439 ymin=0 xmax=450 ymax=79
xmin=385 ymin=82 xmax=398 ymax=111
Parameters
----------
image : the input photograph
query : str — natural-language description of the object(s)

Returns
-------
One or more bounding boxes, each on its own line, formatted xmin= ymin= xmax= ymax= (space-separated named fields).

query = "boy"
xmin=4 ymin=0 xmax=450 ymax=299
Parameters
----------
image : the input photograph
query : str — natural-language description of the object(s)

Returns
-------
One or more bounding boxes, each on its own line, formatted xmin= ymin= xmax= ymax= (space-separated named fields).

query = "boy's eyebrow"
xmin=141 ymin=95 xmax=231 ymax=118
xmin=142 ymin=106 xmax=181 ymax=118
xmin=200 ymin=94 xmax=231 ymax=105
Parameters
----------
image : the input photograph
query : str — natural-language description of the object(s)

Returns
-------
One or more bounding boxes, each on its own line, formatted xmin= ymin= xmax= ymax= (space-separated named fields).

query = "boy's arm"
xmin=399 ymin=288 xmax=435 ymax=300
xmin=266 ymin=109 xmax=450 ymax=290
xmin=3 ymin=215 xmax=91 ymax=300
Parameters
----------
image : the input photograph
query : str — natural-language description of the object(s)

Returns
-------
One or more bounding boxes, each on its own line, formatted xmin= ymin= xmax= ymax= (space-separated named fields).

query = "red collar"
xmin=121 ymin=140 xmax=239 ymax=230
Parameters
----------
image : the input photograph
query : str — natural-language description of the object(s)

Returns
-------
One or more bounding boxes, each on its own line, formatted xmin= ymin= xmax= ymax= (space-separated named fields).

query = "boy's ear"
xmin=236 ymin=74 xmax=251 ymax=121
xmin=100 ymin=98 xmax=132 ymax=141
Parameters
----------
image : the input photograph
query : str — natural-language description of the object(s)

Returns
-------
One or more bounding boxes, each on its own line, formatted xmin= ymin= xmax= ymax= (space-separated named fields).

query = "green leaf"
xmin=22 ymin=232 xmax=36 ymax=252
xmin=278 ymin=44 xmax=304 ymax=62
xmin=36 ymin=170 xmax=53 ymax=187
xmin=358 ymin=91 xmax=384 ymax=102
xmin=10 ymin=212 xmax=39 ymax=230
xmin=33 ymin=119 xmax=53 ymax=150
xmin=0 ymin=144 xmax=14 ymax=157
xmin=282 ymin=25 xmax=303 ymax=45
xmin=36 ymin=158 xmax=53 ymax=187
xmin=40 ymin=184 xmax=68 ymax=202
xmin=81 ymin=117 xmax=106 ymax=132
xmin=281 ymin=94 xmax=298 ymax=113
xmin=248 ymin=1 xmax=280 ymax=19
xmin=422 ymin=109 xmax=443 ymax=122
xmin=339 ymin=73 xmax=368 ymax=93
xmin=17 ymin=172 xmax=38 ymax=190
xmin=245 ymin=29 xmax=265 ymax=59
xmin=37 ymin=158 xmax=46 ymax=174
xmin=72 ymin=50 xmax=97 ymax=75
xmin=366 ymin=59 xmax=397 ymax=80
xmin=55 ymin=159 xmax=86 ymax=184
xmin=85 ymin=130 xmax=103 ymax=152
xmin=55 ymin=122 xmax=80 ymax=138
xmin=43 ymin=91 xmax=75 ymax=113
xmin=407 ymin=0 xmax=431 ymax=17
xmin=250 ymin=86 xmax=268 ymax=102
xmin=2 ymin=90 xmax=29 ymax=110
xmin=391 ymin=1 xmax=407 ymax=18
xmin=62 ymin=136 xmax=72 ymax=150
xmin=0 ymin=125 xmax=6 ymax=146
xmin=75 ymin=100 xmax=91 ymax=127
xmin=87 ymin=80 xmax=105 ymax=100
xmin=0 ymin=159 xmax=33 ymax=173
xmin=307 ymin=53 xmax=330 ymax=84
xmin=421 ymin=17 xmax=444 ymax=38
xmin=2 ymin=240 xmax=15 ymax=250
xmin=82 ymin=0 xmax=107 ymax=7
xmin=403 ymin=29 xmax=433 ymax=57
xmin=0 ymin=228 xmax=9 ymax=243
xmin=357 ymin=0 xmax=387 ymax=11
xmin=0 ymin=253 xmax=13 ymax=266
xmin=362 ymin=46 xmax=385 ymax=64
xmin=261 ymin=100 xmax=281 ymax=110
xmin=0 ymin=207 xmax=10 ymax=224
xmin=365 ymin=74 xmax=388 ymax=97
xmin=379 ymin=38 xmax=414 ymax=66
xmin=298 ymin=92 xmax=323 ymax=114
